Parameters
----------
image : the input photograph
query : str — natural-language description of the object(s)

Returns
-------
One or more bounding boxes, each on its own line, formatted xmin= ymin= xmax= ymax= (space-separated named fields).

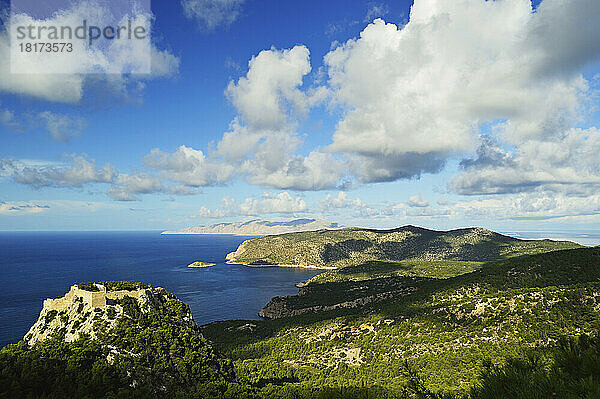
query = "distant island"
xmin=161 ymin=218 xmax=343 ymax=236
xmin=187 ymin=261 xmax=215 ymax=268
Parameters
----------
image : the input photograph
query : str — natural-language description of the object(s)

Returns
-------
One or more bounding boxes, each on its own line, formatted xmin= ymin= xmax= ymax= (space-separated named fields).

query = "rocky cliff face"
xmin=24 ymin=283 xmax=197 ymax=345
xmin=258 ymin=288 xmax=416 ymax=319
xmin=259 ymin=276 xmax=424 ymax=319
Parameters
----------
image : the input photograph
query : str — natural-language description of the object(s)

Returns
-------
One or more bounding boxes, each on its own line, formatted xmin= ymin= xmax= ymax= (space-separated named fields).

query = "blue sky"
xmin=1 ymin=0 xmax=600 ymax=233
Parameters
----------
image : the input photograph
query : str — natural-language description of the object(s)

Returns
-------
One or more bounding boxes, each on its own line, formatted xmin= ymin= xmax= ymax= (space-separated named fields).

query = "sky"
xmin=0 ymin=0 xmax=600 ymax=233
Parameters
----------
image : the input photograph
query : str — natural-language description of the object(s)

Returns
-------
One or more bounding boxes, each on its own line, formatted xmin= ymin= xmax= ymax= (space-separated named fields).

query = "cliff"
xmin=24 ymin=282 xmax=195 ymax=345
xmin=226 ymin=225 xmax=582 ymax=269
xmin=5 ymin=281 xmax=236 ymax=397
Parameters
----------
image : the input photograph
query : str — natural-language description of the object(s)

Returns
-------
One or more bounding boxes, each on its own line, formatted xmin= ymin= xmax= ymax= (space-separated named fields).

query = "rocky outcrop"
xmin=258 ymin=287 xmax=417 ymax=319
xmin=24 ymin=284 xmax=196 ymax=345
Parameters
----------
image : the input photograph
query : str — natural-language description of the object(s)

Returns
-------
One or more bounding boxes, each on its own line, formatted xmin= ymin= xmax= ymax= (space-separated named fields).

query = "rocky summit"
xmin=2 ymin=281 xmax=236 ymax=398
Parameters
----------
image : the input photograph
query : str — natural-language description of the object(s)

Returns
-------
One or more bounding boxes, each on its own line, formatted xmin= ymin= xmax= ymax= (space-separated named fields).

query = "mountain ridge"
xmin=225 ymin=224 xmax=582 ymax=268
xmin=161 ymin=218 xmax=344 ymax=236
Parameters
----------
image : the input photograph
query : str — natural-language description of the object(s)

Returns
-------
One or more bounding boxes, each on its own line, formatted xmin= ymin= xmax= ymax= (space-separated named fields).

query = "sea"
xmin=0 ymin=231 xmax=320 ymax=348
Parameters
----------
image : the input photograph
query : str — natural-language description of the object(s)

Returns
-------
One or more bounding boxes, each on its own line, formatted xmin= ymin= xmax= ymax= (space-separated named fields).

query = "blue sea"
xmin=0 ymin=232 xmax=320 ymax=347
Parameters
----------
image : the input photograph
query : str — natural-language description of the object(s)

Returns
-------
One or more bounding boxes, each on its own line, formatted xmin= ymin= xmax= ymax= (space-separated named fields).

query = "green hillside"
xmin=226 ymin=225 xmax=581 ymax=268
xmin=203 ymin=247 xmax=600 ymax=398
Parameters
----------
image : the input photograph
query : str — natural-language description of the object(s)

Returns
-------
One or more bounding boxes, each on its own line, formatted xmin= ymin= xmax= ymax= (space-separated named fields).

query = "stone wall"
xmin=43 ymin=285 xmax=143 ymax=312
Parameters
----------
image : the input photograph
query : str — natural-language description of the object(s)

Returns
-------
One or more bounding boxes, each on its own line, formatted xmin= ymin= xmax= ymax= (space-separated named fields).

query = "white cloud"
xmin=7 ymin=155 xmax=116 ymax=188
xmin=0 ymin=28 xmax=84 ymax=102
xmin=193 ymin=192 xmax=307 ymax=218
xmin=315 ymin=191 xmax=600 ymax=224
xmin=215 ymin=120 xmax=263 ymax=162
xmin=407 ymin=194 xmax=429 ymax=208
xmin=181 ymin=0 xmax=245 ymax=31
xmin=450 ymin=129 xmax=600 ymax=195
xmin=1 ymin=156 xmax=196 ymax=202
xmin=161 ymin=45 xmax=346 ymax=191
xmin=219 ymin=46 xmax=344 ymax=190
xmin=243 ymin=150 xmax=347 ymax=191
xmin=107 ymin=172 xmax=197 ymax=201
xmin=239 ymin=192 xmax=307 ymax=215
xmin=319 ymin=191 xmax=408 ymax=218
xmin=0 ymin=2 xmax=179 ymax=103
xmin=320 ymin=191 xmax=364 ymax=211
xmin=107 ymin=173 xmax=163 ymax=201
xmin=323 ymin=0 xmax=600 ymax=183
xmin=144 ymin=145 xmax=234 ymax=187
xmin=194 ymin=205 xmax=230 ymax=218
xmin=226 ymin=45 xmax=312 ymax=130
xmin=192 ymin=0 xmax=600 ymax=193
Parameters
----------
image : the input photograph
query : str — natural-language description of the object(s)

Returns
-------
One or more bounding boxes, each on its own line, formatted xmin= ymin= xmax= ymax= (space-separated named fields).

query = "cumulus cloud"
xmin=9 ymin=0 xmax=597 ymax=209
xmin=0 ymin=30 xmax=85 ymax=103
xmin=144 ymin=145 xmax=234 ymax=187
xmin=317 ymin=191 xmax=600 ymax=223
xmin=5 ymin=155 xmax=116 ymax=188
xmin=348 ymin=152 xmax=446 ymax=184
xmin=185 ymin=0 xmax=600 ymax=194
xmin=407 ymin=194 xmax=429 ymax=208
xmin=320 ymin=191 xmax=364 ymax=211
xmin=243 ymin=150 xmax=347 ymax=191
xmin=193 ymin=192 xmax=307 ymax=218
xmin=239 ymin=192 xmax=307 ymax=214
xmin=0 ymin=2 xmax=179 ymax=103
xmin=149 ymin=46 xmax=345 ymax=192
xmin=107 ymin=172 xmax=196 ymax=201
xmin=323 ymin=0 xmax=600 ymax=183
xmin=226 ymin=45 xmax=312 ymax=130
xmin=181 ymin=0 xmax=245 ymax=31
xmin=1 ymin=154 xmax=203 ymax=201
xmin=450 ymin=129 xmax=600 ymax=195
xmin=219 ymin=46 xmax=344 ymax=190
xmin=319 ymin=191 xmax=408 ymax=218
